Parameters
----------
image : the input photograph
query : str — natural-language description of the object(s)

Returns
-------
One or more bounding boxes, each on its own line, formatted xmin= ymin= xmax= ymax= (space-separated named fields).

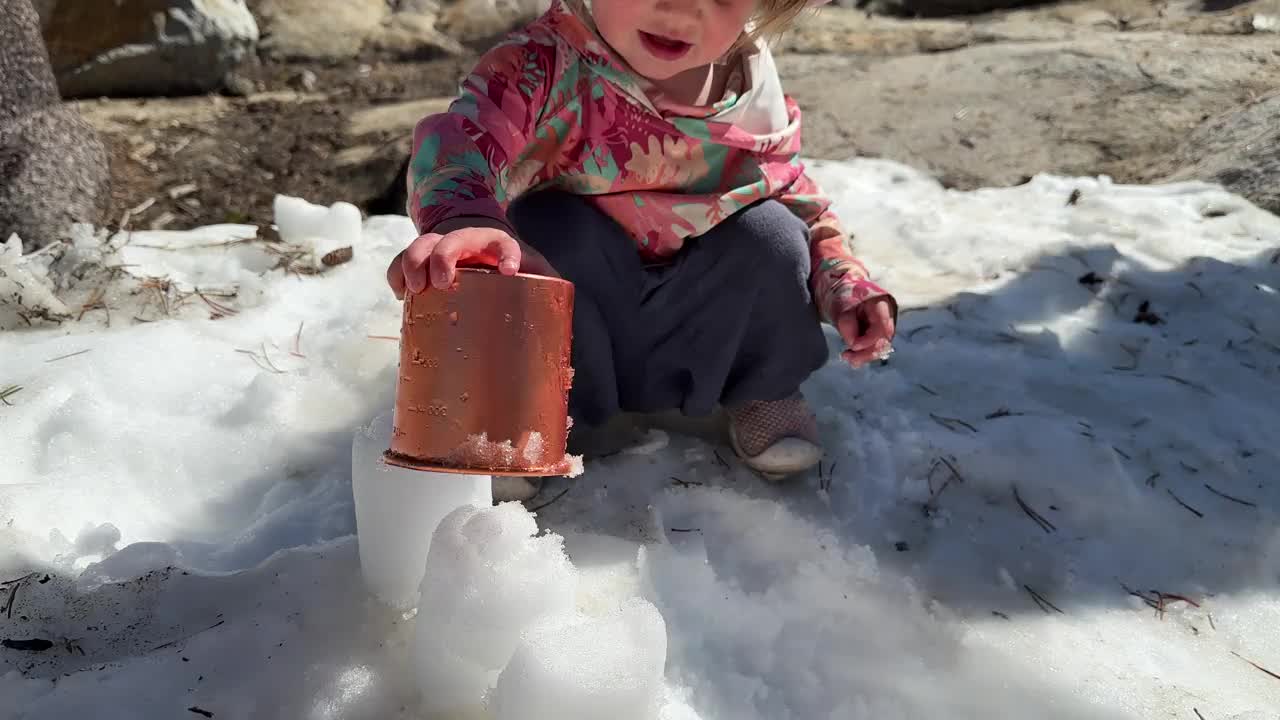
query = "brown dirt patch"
xmin=97 ymin=56 xmax=476 ymax=234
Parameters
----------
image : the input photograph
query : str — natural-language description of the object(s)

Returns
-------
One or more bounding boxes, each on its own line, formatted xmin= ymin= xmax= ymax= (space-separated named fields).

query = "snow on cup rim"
xmin=384 ymin=267 xmax=577 ymax=476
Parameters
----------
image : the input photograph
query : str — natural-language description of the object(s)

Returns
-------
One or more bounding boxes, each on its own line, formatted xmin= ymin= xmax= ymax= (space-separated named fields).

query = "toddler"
xmin=387 ymin=0 xmax=897 ymax=500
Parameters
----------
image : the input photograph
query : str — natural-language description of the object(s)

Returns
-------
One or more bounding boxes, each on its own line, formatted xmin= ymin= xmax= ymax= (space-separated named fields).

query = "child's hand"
xmin=836 ymin=297 xmax=896 ymax=369
xmin=386 ymin=218 xmax=558 ymax=300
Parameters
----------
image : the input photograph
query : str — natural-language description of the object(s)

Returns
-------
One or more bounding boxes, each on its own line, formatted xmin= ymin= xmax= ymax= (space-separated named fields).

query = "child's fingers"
xmin=842 ymin=344 xmax=887 ymax=368
xmin=402 ymin=233 xmax=443 ymax=294
xmin=429 ymin=232 xmax=475 ymax=289
xmin=848 ymin=300 xmax=895 ymax=351
xmin=841 ymin=348 xmax=875 ymax=368
xmin=488 ymin=233 xmax=522 ymax=275
xmin=836 ymin=311 xmax=862 ymax=351
xmin=386 ymin=252 xmax=407 ymax=299
xmin=871 ymin=300 xmax=896 ymax=340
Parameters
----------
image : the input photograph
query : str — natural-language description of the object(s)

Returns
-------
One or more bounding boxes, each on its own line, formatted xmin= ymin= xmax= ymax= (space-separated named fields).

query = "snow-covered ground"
xmin=2 ymin=159 xmax=1279 ymax=719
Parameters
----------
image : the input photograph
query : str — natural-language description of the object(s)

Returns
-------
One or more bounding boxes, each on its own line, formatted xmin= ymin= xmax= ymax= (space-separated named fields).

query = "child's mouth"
xmin=638 ymin=31 xmax=692 ymax=61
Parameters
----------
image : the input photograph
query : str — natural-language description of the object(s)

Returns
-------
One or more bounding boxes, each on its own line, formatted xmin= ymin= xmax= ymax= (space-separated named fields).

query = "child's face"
xmin=592 ymin=0 xmax=756 ymax=81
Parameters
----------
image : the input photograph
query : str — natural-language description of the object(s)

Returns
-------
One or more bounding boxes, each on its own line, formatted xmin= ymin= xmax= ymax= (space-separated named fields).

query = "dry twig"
xmin=0 ymin=384 xmax=22 ymax=406
xmin=1013 ymin=485 xmax=1057 ymax=533
xmin=1231 ymin=652 xmax=1280 ymax=682
xmin=196 ymin=291 xmax=237 ymax=319
xmin=291 ymin=322 xmax=306 ymax=358
xmin=712 ymin=450 xmax=730 ymax=470
xmin=924 ymin=457 xmax=964 ymax=514
xmin=906 ymin=325 xmax=933 ymax=342
xmin=1203 ymin=483 xmax=1256 ymax=508
xmin=1024 ymin=585 xmax=1064 ymax=614
xmin=817 ymin=461 xmax=837 ymax=492
xmin=930 ymin=413 xmax=977 ymax=434
xmin=151 ymin=620 xmax=226 ymax=652
xmin=1161 ymin=374 xmax=1213 ymax=396
xmin=1167 ymin=489 xmax=1204 ymax=518
xmin=528 ymin=487 xmax=571 ymax=513
xmin=45 ymin=348 xmax=91 ymax=363
xmin=1 ymin=573 xmax=38 ymax=619
xmin=235 ymin=344 xmax=285 ymax=374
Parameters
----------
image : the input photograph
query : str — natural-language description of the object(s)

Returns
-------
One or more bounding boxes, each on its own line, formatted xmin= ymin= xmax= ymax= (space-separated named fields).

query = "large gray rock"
xmin=435 ymin=0 xmax=549 ymax=41
xmin=776 ymin=30 xmax=1280 ymax=192
xmin=43 ymin=0 xmax=259 ymax=98
xmin=254 ymin=0 xmax=387 ymax=60
xmin=0 ymin=0 xmax=109 ymax=253
xmin=1157 ymin=93 xmax=1280 ymax=215
xmin=253 ymin=0 xmax=462 ymax=61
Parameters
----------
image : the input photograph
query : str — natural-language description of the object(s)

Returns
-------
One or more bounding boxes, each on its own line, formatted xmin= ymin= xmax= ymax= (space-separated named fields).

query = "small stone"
xmin=222 ymin=73 xmax=256 ymax=98
xmin=291 ymin=70 xmax=319 ymax=93
xmin=1253 ymin=14 xmax=1279 ymax=33
xmin=321 ymin=246 xmax=354 ymax=267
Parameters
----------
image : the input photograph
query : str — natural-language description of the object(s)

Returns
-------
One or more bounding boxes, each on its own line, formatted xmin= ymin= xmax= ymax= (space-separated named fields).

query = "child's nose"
xmin=653 ymin=0 xmax=703 ymax=22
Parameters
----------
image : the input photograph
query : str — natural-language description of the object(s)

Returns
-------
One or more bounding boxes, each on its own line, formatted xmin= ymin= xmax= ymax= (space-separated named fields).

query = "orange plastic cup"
xmin=384 ymin=268 xmax=576 ymax=476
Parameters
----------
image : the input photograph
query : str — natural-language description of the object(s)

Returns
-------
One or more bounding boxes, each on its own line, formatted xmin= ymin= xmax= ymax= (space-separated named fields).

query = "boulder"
xmin=253 ymin=0 xmax=388 ymax=60
xmin=42 ymin=0 xmax=259 ymax=98
xmin=437 ymin=0 xmax=552 ymax=40
xmin=252 ymin=0 xmax=462 ymax=61
xmin=1157 ymin=93 xmax=1280 ymax=215
xmin=0 ymin=0 xmax=109 ymax=252
xmin=776 ymin=30 xmax=1280 ymax=192
xmin=436 ymin=0 xmax=550 ymax=41
xmin=367 ymin=12 xmax=466 ymax=60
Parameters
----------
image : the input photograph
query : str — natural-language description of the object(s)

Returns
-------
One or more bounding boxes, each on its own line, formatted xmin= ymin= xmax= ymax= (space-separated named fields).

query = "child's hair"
xmin=747 ymin=0 xmax=817 ymax=45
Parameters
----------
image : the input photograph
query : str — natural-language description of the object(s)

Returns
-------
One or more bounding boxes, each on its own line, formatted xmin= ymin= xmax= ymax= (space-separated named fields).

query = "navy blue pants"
xmin=507 ymin=192 xmax=829 ymax=428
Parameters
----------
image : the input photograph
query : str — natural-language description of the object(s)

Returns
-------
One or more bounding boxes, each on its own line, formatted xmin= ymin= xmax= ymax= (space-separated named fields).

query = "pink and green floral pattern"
xmin=408 ymin=0 xmax=890 ymax=322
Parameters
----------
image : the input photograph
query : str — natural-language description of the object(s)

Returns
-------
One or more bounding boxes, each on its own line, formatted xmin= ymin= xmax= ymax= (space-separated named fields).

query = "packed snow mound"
xmin=491 ymin=597 xmax=668 ymax=720
xmin=3 ymin=160 xmax=1279 ymax=719
xmin=412 ymin=502 xmax=579 ymax=714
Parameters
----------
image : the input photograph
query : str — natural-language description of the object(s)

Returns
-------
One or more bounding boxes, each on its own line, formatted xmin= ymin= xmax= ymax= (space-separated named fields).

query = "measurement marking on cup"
xmin=407 ymin=404 xmax=449 ymax=417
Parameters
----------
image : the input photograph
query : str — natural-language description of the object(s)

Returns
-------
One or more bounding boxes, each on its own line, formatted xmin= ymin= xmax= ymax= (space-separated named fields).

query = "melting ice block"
xmin=491 ymin=597 xmax=668 ymax=720
xmin=351 ymin=412 xmax=492 ymax=609
xmin=413 ymin=503 xmax=578 ymax=715
xmin=273 ymin=194 xmax=362 ymax=269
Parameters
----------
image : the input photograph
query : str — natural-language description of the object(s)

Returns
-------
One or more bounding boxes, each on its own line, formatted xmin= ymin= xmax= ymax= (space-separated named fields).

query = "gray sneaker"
xmin=726 ymin=393 xmax=823 ymax=480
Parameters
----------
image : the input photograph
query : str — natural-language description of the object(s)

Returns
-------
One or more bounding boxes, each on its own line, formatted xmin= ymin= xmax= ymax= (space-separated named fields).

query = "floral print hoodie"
xmin=408 ymin=0 xmax=892 ymax=323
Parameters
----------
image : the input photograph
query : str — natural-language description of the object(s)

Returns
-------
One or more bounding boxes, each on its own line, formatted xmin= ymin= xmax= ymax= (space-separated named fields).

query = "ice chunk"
xmin=76 ymin=541 xmax=181 ymax=592
xmin=351 ymin=412 xmax=491 ymax=609
xmin=413 ymin=503 xmax=578 ymax=715
xmin=73 ymin=521 xmax=121 ymax=557
xmin=113 ymin=224 xmax=271 ymax=294
xmin=0 ymin=233 xmax=70 ymax=320
xmin=273 ymin=194 xmax=362 ymax=270
xmin=491 ymin=597 xmax=667 ymax=720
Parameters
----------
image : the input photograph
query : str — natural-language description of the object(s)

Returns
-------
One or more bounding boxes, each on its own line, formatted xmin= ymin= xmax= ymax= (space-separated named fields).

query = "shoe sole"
xmin=728 ymin=424 xmax=823 ymax=481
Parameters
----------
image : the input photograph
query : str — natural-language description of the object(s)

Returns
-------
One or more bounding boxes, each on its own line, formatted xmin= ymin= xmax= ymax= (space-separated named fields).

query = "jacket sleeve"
xmin=777 ymin=168 xmax=897 ymax=325
xmin=407 ymin=33 xmax=555 ymax=236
